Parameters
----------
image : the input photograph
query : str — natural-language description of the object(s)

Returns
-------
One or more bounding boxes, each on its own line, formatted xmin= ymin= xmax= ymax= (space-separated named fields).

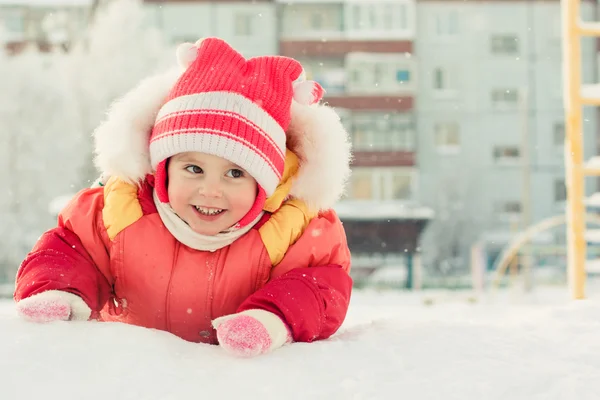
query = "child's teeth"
xmin=195 ymin=206 xmax=223 ymax=215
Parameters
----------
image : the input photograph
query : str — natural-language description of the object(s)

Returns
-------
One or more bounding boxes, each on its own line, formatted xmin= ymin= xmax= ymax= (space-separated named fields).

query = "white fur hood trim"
xmin=93 ymin=68 xmax=183 ymax=184
xmin=92 ymin=70 xmax=352 ymax=211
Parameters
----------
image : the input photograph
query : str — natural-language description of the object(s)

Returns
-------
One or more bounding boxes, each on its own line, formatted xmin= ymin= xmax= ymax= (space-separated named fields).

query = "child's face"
xmin=167 ymin=152 xmax=258 ymax=236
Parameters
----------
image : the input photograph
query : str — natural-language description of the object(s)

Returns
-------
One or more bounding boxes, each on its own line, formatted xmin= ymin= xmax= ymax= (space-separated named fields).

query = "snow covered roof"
xmin=334 ymin=200 xmax=434 ymax=221
xmin=586 ymin=229 xmax=600 ymax=244
xmin=586 ymin=258 xmax=600 ymax=273
xmin=585 ymin=156 xmax=600 ymax=175
xmin=0 ymin=0 xmax=91 ymax=7
xmin=585 ymin=192 xmax=600 ymax=207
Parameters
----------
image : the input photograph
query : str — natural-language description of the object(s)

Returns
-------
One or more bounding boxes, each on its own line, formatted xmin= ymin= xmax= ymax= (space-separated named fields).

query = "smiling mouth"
xmin=194 ymin=206 xmax=225 ymax=216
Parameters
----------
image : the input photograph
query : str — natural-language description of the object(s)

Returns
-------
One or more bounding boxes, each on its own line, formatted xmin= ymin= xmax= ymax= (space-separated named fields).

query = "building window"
xmin=553 ymin=122 xmax=565 ymax=145
xmin=396 ymin=69 xmax=410 ymax=83
xmin=433 ymin=68 xmax=445 ymax=90
xmin=368 ymin=5 xmax=377 ymax=28
xmin=349 ymin=169 xmax=375 ymax=200
xmin=281 ymin=4 xmax=343 ymax=37
xmin=352 ymin=5 xmax=362 ymax=29
xmin=0 ymin=9 xmax=25 ymax=34
xmin=351 ymin=3 xmax=409 ymax=32
xmin=491 ymin=35 xmax=519 ymax=54
xmin=495 ymin=201 xmax=522 ymax=217
xmin=554 ymin=179 xmax=567 ymax=202
xmin=391 ymin=171 xmax=412 ymax=200
xmin=373 ymin=64 xmax=385 ymax=85
xmin=303 ymin=6 xmax=341 ymax=31
xmin=383 ymin=4 xmax=395 ymax=30
xmin=491 ymin=89 xmax=519 ymax=107
xmin=234 ymin=14 xmax=253 ymax=36
xmin=351 ymin=113 xmax=414 ymax=151
xmin=435 ymin=122 xmax=460 ymax=153
xmin=399 ymin=4 xmax=408 ymax=29
xmin=310 ymin=12 xmax=323 ymax=29
xmin=349 ymin=167 xmax=414 ymax=201
xmin=435 ymin=11 xmax=459 ymax=37
xmin=432 ymin=67 xmax=459 ymax=94
xmin=493 ymin=146 xmax=521 ymax=163
xmin=350 ymin=68 xmax=363 ymax=85
xmin=305 ymin=65 xmax=346 ymax=94
xmin=346 ymin=55 xmax=414 ymax=94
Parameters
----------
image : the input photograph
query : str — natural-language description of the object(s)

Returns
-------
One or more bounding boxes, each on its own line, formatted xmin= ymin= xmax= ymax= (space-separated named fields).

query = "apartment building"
xmin=144 ymin=0 xmax=277 ymax=57
xmin=415 ymin=0 xmax=599 ymax=270
xmin=277 ymin=0 xmax=432 ymax=283
xmin=0 ymin=0 xmax=90 ymax=53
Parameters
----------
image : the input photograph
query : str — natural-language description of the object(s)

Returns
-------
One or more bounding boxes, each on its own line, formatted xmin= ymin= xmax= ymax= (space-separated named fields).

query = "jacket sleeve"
xmin=14 ymin=188 xmax=113 ymax=315
xmin=238 ymin=210 xmax=352 ymax=342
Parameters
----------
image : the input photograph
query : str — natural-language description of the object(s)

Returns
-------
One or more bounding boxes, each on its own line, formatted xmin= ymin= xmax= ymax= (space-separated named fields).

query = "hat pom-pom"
xmin=293 ymin=80 xmax=325 ymax=106
xmin=176 ymin=41 xmax=200 ymax=69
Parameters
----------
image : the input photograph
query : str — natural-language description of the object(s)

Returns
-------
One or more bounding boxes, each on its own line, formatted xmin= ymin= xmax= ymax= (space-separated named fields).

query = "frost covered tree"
xmin=421 ymin=173 xmax=482 ymax=277
xmin=0 ymin=49 xmax=84 ymax=281
xmin=65 ymin=0 xmax=171 ymax=182
xmin=0 ymin=0 xmax=171 ymax=281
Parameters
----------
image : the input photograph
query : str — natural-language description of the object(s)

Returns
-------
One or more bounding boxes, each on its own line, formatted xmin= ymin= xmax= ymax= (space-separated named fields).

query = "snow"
xmin=578 ymin=21 xmax=600 ymax=37
xmin=585 ymin=156 xmax=600 ymax=172
xmin=585 ymin=192 xmax=600 ymax=207
xmin=581 ymin=84 xmax=600 ymax=104
xmin=585 ymin=259 xmax=600 ymax=273
xmin=335 ymin=200 xmax=435 ymax=220
xmin=585 ymin=229 xmax=600 ymax=243
xmin=3 ymin=287 xmax=600 ymax=399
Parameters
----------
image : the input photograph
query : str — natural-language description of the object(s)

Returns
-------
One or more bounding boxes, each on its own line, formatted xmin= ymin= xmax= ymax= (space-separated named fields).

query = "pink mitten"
xmin=16 ymin=290 xmax=91 ymax=323
xmin=212 ymin=309 xmax=292 ymax=358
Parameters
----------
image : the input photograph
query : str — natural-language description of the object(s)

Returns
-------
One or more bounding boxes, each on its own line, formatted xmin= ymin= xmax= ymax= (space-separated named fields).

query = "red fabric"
xmin=215 ymin=315 xmax=274 ymax=358
xmin=17 ymin=296 xmax=71 ymax=322
xmin=138 ymin=176 xmax=158 ymax=215
xmin=236 ymin=186 xmax=267 ymax=228
xmin=149 ymin=37 xmax=303 ymax=205
xmin=156 ymin=37 xmax=302 ymax=133
xmin=154 ymin=159 xmax=169 ymax=203
xmin=14 ymin=184 xmax=352 ymax=345
xmin=238 ymin=265 xmax=353 ymax=342
xmin=152 ymin=117 xmax=285 ymax=173
xmin=14 ymin=227 xmax=111 ymax=314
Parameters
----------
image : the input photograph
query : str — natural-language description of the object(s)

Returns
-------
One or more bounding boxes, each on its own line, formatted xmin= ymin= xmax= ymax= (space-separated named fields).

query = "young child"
xmin=13 ymin=37 xmax=353 ymax=358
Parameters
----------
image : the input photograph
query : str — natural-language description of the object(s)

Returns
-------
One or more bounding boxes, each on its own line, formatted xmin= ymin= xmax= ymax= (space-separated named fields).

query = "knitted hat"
xmin=149 ymin=38 xmax=315 ymax=228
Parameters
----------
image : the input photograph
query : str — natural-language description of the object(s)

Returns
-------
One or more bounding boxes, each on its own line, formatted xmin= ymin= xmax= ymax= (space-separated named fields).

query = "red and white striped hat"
xmin=150 ymin=38 xmax=316 ymax=228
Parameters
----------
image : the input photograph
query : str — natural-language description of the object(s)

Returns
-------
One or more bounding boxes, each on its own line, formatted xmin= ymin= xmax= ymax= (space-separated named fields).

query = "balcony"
xmin=302 ymin=55 xmax=416 ymax=110
xmin=278 ymin=0 xmax=415 ymax=43
xmin=325 ymin=95 xmax=413 ymax=111
xmin=352 ymin=151 xmax=415 ymax=167
xmin=280 ymin=40 xmax=412 ymax=57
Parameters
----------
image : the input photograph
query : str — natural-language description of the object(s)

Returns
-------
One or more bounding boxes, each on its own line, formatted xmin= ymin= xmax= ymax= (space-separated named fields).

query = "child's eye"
xmin=185 ymin=165 xmax=203 ymax=174
xmin=226 ymin=169 xmax=244 ymax=178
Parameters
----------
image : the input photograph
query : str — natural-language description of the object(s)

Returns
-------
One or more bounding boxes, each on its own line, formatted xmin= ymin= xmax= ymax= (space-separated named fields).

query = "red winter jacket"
xmin=14 ymin=179 xmax=352 ymax=344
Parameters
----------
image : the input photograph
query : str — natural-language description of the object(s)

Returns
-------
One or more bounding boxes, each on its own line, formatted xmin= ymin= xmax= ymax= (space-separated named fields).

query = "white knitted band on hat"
xmin=150 ymin=92 xmax=287 ymax=196
xmin=151 ymin=132 xmax=282 ymax=195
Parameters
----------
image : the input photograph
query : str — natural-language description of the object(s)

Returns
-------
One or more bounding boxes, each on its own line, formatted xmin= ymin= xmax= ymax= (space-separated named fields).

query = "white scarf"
xmin=153 ymin=191 xmax=263 ymax=252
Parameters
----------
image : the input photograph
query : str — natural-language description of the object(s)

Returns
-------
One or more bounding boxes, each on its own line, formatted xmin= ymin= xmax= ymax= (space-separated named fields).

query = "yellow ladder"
xmin=562 ymin=0 xmax=600 ymax=299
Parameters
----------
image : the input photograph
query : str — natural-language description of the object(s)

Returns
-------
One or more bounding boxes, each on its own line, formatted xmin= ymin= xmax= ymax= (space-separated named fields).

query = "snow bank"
xmin=335 ymin=200 xmax=434 ymax=220
xmin=2 ymin=288 xmax=600 ymax=399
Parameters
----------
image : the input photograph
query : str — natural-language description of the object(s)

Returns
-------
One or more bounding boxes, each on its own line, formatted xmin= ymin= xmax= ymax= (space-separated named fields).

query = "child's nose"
xmin=198 ymin=179 xmax=223 ymax=198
